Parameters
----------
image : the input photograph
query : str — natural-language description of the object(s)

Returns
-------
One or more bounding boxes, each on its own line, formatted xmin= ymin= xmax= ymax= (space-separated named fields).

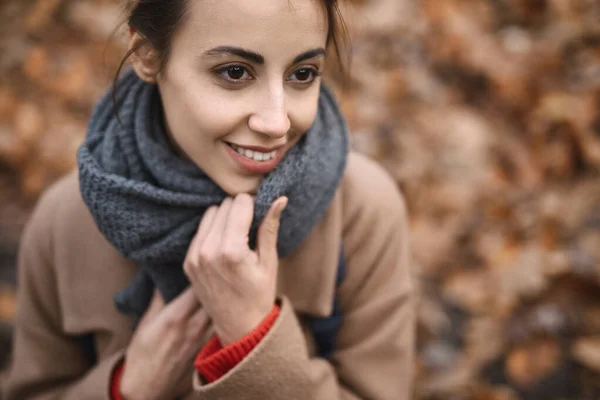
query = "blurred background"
xmin=0 ymin=0 xmax=599 ymax=399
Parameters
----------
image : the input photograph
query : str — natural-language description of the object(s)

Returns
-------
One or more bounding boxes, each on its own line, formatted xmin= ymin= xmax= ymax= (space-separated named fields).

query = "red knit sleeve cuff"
xmin=194 ymin=304 xmax=280 ymax=382
xmin=110 ymin=359 xmax=125 ymax=400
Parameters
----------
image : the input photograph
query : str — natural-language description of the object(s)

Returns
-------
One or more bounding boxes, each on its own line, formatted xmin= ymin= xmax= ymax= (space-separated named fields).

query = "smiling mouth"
xmin=227 ymin=143 xmax=279 ymax=162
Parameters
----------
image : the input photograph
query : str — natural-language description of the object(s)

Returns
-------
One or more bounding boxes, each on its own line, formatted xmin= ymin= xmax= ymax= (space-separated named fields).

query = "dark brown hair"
xmin=113 ymin=0 xmax=349 ymax=106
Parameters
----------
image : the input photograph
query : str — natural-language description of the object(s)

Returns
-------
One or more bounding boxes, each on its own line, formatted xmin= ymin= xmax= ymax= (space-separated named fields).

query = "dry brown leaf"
xmin=14 ymin=102 xmax=45 ymax=145
xmin=464 ymin=316 xmax=507 ymax=365
xmin=21 ymin=163 xmax=47 ymax=199
xmin=25 ymin=0 xmax=65 ymax=33
xmin=22 ymin=46 xmax=49 ymax=82
xmin=0 ymin=286 xmax=16 ymax=321
xmin=572 ymin=336 xmax=600 ymax=373
xmin=0 ymin=88 xmax=19 ymax=121
xmin=46 ymin=56 xmax=94 ymax=102
xmin=442 ymin=270 xmax=491 ymax=314
xmin=471 ymin=384 xmax=520 ymax=400
xmin=582 ymin=307 xmax=600 ymax=334
xmin=506 ymin=337 xmax=562 ymax=388
xmin=417 ymin=358 xmax=477 ymax=398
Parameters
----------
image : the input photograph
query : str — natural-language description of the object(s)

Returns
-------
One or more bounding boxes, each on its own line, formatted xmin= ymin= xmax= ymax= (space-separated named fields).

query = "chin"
xmin=219 ymin=177 xmax=261 ymax=197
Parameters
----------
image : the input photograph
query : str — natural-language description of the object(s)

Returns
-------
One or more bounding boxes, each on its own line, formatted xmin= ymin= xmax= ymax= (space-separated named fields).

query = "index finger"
xmin=223 ymin=193 xmax=254 ymax=246
xmin=188 ymin=205 xmax=218 ymax=253
xmin=138 ymin=289 xmax=164 ymax=329
xmin=161 ymin=287 xmax=201 ymax=322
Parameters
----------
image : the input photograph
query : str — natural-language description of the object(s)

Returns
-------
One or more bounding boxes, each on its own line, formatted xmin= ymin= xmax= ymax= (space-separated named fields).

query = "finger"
xmin=187 ymin=309 xmax=211 ymax=340
xmin=223 ymin=194 xmax=254 ymax=250
xmin=189 ymin=206 xmax=218 ymax=252
xmin=257 ymin=196 xmax=288 ymax=263
xmin=138 ymin=289 xmax=164 ymax=328
xmin=201 ymin=197 xmax=234 ymax=250
xmin=162 ymin=287 xmax=201 ymax=321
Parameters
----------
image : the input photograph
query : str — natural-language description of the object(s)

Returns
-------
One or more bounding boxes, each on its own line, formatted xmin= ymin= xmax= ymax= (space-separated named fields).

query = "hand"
xmin=183 ymin=194 xmax=288 ymax=346
xmin=119 ymin=289 xmax=210 ymax=400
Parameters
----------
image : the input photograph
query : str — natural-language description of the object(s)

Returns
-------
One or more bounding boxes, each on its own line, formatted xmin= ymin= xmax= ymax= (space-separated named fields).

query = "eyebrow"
xmin=202 ymin=46 xmax=326 ymax=65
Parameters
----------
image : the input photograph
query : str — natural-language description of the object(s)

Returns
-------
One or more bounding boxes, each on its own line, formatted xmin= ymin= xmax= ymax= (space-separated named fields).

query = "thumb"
xmin=257 ymin=196 xmax=288 ymax=263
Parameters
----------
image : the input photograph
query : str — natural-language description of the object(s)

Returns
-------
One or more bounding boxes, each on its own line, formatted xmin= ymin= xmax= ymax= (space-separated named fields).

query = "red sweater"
xmin=111 ymin=305 xmax=280 ymax=399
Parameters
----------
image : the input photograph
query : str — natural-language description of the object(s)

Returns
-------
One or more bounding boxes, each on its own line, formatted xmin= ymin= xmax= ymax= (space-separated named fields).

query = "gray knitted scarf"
xmin=77 ymin=69 xmax=348 ymax=319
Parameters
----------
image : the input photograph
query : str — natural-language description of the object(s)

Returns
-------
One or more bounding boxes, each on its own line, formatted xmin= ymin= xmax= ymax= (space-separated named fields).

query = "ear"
xmin=128 ymin=31 xmax=161 ymax=84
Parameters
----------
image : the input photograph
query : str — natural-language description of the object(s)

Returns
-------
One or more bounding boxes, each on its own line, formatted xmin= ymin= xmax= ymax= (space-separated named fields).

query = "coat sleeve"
xmin=189 ymin=155 xmax=417 ymax=400
xmin=4 ymin=190 xmax=125 ymax=400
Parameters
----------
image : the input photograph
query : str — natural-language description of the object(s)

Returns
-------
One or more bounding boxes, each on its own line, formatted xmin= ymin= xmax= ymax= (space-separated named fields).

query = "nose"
xmin=248 ymin=85 xmax=291 ymax=139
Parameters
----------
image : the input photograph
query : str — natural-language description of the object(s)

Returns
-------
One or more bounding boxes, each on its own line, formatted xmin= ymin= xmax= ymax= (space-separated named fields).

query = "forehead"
xmin=178 ymin=0 xmax=328 ymax=53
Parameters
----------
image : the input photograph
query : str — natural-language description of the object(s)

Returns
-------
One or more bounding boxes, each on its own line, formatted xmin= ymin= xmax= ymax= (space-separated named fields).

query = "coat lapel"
xmin=277 ymin=190 xmax=343 ymax=318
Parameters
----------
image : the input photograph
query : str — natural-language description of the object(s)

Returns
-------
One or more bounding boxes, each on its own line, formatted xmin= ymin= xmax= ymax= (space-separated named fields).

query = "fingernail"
xmin=276 ymin=197 xmax=288 ymax=217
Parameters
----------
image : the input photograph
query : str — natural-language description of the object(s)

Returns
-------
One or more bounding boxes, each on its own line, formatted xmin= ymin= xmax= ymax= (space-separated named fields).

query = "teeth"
xmin=230 ymin=143 xmax=277 ymax=162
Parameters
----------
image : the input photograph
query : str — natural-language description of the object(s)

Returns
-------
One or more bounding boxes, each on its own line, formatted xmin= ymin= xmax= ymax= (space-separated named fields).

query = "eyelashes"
xmin=288 ymin=67 xmax=321 ymax=83
xmin=214 ymin=64 xmax=321 ymax=87
xmin=218 ymin=65 xmax=251 ymax=82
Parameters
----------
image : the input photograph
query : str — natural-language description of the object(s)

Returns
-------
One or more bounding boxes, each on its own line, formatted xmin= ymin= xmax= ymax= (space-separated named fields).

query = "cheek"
xmin=161 ymin=78 xmax=245 ymax=144
xmin=289 ymin=89 xmax=321 ymax=134
xmin=186 ymin=90 xmax=243 ymax=137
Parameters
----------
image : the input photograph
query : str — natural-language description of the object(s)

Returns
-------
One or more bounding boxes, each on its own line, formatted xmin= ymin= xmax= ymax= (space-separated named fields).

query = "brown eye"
xmin=226 ymin=66 xmax=246 ymax=80
xmin=289 ymin=67 xmax=320 ymax=84
xmin=295 ymin=68 xmax=312 ymax=81
xmin=217 ymin=65 xmax=252 ymax=83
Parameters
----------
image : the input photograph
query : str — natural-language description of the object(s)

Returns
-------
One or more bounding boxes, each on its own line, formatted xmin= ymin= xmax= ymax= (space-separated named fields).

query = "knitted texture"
xmin=77 ymin=69 xmax=348 ymax=318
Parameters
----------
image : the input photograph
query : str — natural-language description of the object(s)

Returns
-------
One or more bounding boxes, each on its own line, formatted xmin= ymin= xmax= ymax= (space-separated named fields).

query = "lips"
xmin=225 ymin=142 xmax=285 ymax=174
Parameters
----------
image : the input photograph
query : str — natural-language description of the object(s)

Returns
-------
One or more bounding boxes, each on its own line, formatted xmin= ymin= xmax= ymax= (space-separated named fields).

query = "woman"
xmin=6 ymin=0 xmax=416 ymax=399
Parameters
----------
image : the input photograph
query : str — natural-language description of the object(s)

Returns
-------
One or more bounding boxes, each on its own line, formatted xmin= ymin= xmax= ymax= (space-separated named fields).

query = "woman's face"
xmin=154 ymin=0 xmax=328 ymax=195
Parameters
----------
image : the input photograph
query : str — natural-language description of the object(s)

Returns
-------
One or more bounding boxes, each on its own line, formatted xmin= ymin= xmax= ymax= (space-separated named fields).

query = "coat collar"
xmin=277 ymin=190 xmax=343 ymax=318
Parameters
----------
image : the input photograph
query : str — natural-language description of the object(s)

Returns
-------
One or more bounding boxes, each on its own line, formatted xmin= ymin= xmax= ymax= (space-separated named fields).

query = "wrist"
xmin=120 ymin=386 xmax=151 ymax=400
xmin=118 ymin=379 xmax=135 ymax=400
xmin=214 ymin=304 xmax=275 ymax=346
xmin=119 ymin=370 xmax=146 ymax=400
xmin=196 ymin=304 xmax=281 ymax=382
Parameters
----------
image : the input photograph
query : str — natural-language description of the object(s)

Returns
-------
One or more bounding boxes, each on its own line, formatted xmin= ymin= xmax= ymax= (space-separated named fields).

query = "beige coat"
xmin=5 ymin=152 xmax=416 ymax=400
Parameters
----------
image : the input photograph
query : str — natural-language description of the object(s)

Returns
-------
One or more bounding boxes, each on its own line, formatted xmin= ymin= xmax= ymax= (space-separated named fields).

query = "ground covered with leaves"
xmin=1 ymin=0 xmax=599 ymax=399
